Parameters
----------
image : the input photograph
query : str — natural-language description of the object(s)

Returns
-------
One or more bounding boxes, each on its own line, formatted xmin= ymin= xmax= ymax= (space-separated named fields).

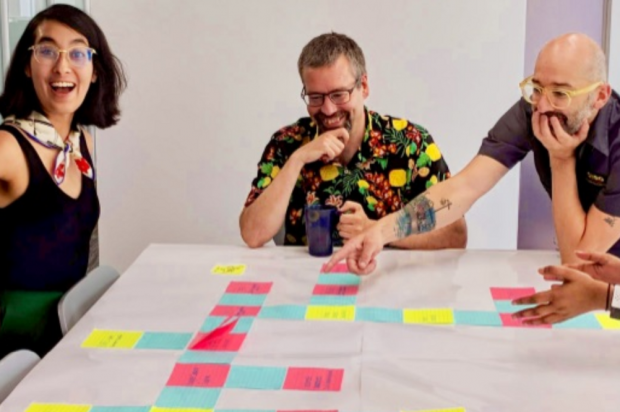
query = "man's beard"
xmin=543 ymin=98 xmax=594 ymax=135
xmin=316 ymin=111 xmax=352 ymax=133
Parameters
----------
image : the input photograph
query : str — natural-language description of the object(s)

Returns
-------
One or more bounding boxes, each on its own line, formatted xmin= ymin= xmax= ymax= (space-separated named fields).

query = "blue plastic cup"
xmin=304 ymin=205 xmax=337 ymax=257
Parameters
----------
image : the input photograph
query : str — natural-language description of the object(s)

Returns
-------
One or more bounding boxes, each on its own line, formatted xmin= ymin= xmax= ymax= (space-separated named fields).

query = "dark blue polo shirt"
xmin=479 ymin=91 xmax=620 ymax=256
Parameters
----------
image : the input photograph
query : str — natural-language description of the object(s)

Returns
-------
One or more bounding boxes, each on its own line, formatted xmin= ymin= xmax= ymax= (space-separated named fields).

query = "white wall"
xmin=609 ymin=0 xmax=620 ymax=90
xmin=90 ymin=0 xmax=527 ymax=271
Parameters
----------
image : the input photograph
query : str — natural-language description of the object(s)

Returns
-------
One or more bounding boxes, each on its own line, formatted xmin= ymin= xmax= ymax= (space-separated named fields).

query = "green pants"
xmin=0 ymin=290 xmax=64 ymax=359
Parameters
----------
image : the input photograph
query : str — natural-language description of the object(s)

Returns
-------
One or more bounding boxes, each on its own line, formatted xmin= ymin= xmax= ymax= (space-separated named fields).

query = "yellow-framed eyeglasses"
xmin=519 ymin=76 xmax=602 ymax=109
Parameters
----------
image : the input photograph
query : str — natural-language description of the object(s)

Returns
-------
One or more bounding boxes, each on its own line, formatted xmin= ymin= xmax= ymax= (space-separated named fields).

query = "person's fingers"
xmin=522 ymin=313 xmax=565 ymax=325
xmin=324 ymin=240 xmax=358 ymax=271
xmin=512 ymin=303 xmax=555 ymax=320
xmin=537 ymin=265 xmax=579 ymax=282
xmin=512 ymin=290 xmax=552 ymax=305
xmin=574 ymin=250 xmax=609 ymax=265
xmin=347 ymin=255 xmax=375 ymax=275
xmin=339 ymin=201 xmax=359 ymax=214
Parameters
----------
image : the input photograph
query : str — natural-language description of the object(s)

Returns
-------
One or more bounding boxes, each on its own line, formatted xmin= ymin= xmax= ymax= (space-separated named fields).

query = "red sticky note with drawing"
xmin=490 ymin=287 xmax=536 ymax=301
xmin=283 ymin=367 xmax=344 ymax=391
xmin=189 ymin=332 xmax=247 ymax=351
xmin=210 ymin=305 xmax=262 ymax=317
xmin=500 ymin=313 xmax=551 ymax=329
xmin=321 ymin=262 xmax=350 ymax=273
xmin=312 ymin=284 xmax=359 ymax=296
xmin=166 ymin=363 xmax=230 ymax=387
xmin=226 ymin=281 xmax=273 ymax=294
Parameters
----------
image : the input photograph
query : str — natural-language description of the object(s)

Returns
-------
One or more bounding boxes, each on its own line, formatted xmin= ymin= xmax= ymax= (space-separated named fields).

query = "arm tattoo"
xmin=604 ymin=216 xmax=616 ymax=228
xmin=394 ymin=194 xmax=452 ymax=239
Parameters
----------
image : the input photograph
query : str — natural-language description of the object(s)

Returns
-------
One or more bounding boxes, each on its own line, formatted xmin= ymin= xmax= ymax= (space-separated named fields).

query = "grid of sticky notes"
xmin=164 ymin=364 xmax=343 ymax=391
xmin=24 ymin=406 xmax=466 ymax=412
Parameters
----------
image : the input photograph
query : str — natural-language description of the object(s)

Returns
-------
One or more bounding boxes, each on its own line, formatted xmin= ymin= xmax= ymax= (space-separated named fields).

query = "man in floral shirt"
xmin=240 ymin=32 xmax=467 ymax=249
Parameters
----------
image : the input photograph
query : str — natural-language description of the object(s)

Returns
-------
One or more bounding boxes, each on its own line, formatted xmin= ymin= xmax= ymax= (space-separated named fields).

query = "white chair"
xmin=0 ymin=350 xmax=39 ymax=403
xmin=57 ymin=265 xmax=120 ymax=335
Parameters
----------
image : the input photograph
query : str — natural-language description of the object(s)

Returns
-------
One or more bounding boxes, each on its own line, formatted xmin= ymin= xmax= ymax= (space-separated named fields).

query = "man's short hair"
xmin=297 ymin=32 xmax=366 ymax=81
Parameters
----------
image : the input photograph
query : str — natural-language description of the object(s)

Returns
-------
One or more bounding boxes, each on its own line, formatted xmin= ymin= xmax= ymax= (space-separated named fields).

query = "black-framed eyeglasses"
xmin=301 ymin=79 xmax=360 ymax=107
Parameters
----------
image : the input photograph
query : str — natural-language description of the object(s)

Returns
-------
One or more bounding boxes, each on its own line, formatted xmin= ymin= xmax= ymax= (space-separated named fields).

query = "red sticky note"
xmin=500 ymin=313 xmax=551 ymax=329
xmin=166 ymin=363 xmax=230 ymax=387
xmin=189 ymin=332 xmax=247 ymax=351
xmin=210 ymin=305 xmax=261 ymax=317
xmin=321 ymin=262 xmax=350 ymax=273
xmin=490 ymin=287 xmax=536 ymax=301
xmin=283 ymin=367 xmax=344 ymax=391
xmin=226 ymin=281 xmax=273 ymax=294
xmin=312 ymin=284 xmax=359 ymax=296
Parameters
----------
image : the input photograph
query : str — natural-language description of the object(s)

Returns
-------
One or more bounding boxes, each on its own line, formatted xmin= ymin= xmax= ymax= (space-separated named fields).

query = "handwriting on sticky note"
xmin=25 ymin=404 xmax=92 ymax=412
xmin=81 ymin=329 xmax=143 ymax=349
xmin=312 ymin=284 xmax=359 ymax=296
xmin=166 ymin=363 xmax=230 ymax=388
xmin=211 ymin=264 xmax=246 ymax=275
xmin=209 ymin=305 xmax=261 ymax=317
xmin=305 ymin=305 xmax=355 ymax=321
xmin=490 ymin=287 xmax=536 ymax=301
xmin=283 ymin=367 xmax=343 ymax=391
xmin=225 ymin=281 xmax=272 ymax=294
xmin=595 ymin=313 xmax=620 ymax=329
xmin=403 ymin=309 xmax=454 ymax=324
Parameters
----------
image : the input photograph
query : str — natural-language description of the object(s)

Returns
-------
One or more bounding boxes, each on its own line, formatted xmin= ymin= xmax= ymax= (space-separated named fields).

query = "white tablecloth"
xmin=1 ymin=245 xmax=618 ymax=412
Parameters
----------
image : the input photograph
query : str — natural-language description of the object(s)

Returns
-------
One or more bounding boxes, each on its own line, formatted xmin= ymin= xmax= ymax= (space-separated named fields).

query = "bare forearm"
xmin=240 ymin=153 xmax=305 ymax=248
xmin=550 ymin=157 xmax=587 ymax=263
xmin=378 ymin=177 xmax=477 ymax=244
xmin=388 ymin=217 xmax=467 ymax=249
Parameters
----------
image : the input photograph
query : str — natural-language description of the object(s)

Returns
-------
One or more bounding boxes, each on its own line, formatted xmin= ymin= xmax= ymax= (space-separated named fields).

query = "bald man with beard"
xmin=326 ymin=33 xmax=620 ymax=325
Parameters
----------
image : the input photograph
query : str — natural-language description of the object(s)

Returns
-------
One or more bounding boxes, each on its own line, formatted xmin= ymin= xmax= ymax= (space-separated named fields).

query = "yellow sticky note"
xmin=25 ymin=404 xmax=91 ymax=412
xmin=403 ymin=308 xmax=454 ymax=324
xmin=595 ymin=313 xmax=620 ymax=329
xmin=81 ymin=329 xmax=143 ymax=349
xmin=151 ymin=408 xmax=213 ymax=412
xmin=305 ymin=305 xmax=356 ymax=321
xmin=211 ymin=264 xmax=246 ymax=275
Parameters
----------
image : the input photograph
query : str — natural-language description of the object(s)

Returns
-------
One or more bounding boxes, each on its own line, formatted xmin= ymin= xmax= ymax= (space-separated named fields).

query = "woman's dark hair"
xmin=0 ymin=4 xmax=126 ymax=128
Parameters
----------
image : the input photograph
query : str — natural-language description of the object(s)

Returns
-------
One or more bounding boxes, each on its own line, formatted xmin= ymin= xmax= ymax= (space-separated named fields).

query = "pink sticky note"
xmin=312 ymin=284 xmax=359 ymax=296
xmin=500 ymin=313 xmax=551 ymax=329
xmin=490 ymin=287 xmax=536 ymax=301
xmin=189 ymin=332 xmax=247 ymax=351
xmin=210 ymin=305 xmax=262 ymax=317
xmin=166 ymin=363 xmax=230 ymax=387
xmin=321 ymin=262 xmax=350 ymax=273
xmin=226 ymin=281 xmax=273 ymax=294
xmin=283 ymin=367 xmax=344 ymax=391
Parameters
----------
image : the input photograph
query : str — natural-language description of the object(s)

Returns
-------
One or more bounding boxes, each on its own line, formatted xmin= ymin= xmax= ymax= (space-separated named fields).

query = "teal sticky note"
xmin=224 ymin=365 xmax=286 ymax=390
xmin=134 ymin=332 xmax=193 ymax=350
xmin=257 ymin=305 xmax=307 ymax=320
xmin=553 ymin=314 xmax=602 ymax=329
xmin=494 ymin=300 xmax=535 ymax=314
xmin=156 ymin=387 xmax=221 ymax=408
xmin=178 ymin=351 xmax=238 ymax=364
xmin=317 ymin=274 xmax=361 ymax=286
xmin=219 ymin=293 xmax=267 ymax=306
xmin=91 ymin=407 xmax=150 ymax=412
xmin=454 ymin=310 xmax=503 ymax=327
xmin=355 ymin=307 xmax=403 ymax=323
xmin=232 ymin=317 xmax=254 ymax=333
xmin=201 ymin=316 xmax=227 ymax=332
xmin=309 ymin=295 xmax=357 ymax=306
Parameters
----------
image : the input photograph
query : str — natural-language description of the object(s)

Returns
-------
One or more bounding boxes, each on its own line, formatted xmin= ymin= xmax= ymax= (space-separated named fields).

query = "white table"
xmin=1 ymin=245 xmax=619 ymax=412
